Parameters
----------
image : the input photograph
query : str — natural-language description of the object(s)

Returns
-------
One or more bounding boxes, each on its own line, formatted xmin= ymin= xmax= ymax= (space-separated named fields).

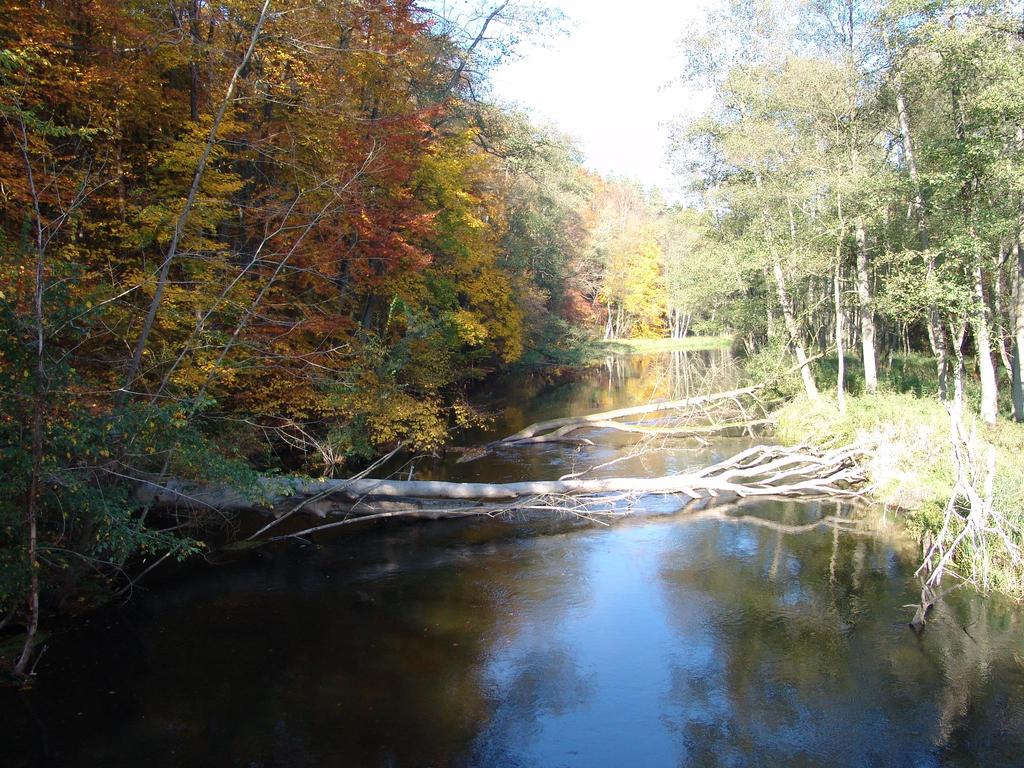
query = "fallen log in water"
xmin=138 ymin=443 xmax=870 ymax=523
xmin=499 ymin=385 xmax=763 ymax=444
xmin=450 ymin=386 xmax=770 ymax=463
xmin=473 ymin=358 xmax=823 ymax=457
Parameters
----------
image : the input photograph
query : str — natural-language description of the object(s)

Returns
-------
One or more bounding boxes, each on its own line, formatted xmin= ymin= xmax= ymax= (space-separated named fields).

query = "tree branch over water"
xmin=139 ymin=442 xmax=870 ymax=523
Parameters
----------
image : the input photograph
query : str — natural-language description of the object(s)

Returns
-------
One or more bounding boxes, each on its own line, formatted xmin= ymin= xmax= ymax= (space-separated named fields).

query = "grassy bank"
xmin=774 ymin=391 xmax=1024 ymax=599
xmin=520 ymin=330 xmax=734 ymax=368
xmin=594 ymin=335 xmax=733 ymax=355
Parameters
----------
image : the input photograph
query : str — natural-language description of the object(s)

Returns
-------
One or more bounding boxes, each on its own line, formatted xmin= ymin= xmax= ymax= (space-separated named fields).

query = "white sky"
xmin=488 ymin=0 xmax=714 ymax=196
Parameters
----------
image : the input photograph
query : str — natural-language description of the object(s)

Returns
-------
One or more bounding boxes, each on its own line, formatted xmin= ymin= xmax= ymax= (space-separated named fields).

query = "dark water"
xmin=4 ymin=350 xmax=1024 ymax=767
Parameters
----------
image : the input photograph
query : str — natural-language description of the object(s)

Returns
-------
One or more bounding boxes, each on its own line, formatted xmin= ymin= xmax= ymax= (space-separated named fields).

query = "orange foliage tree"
xmin=0 ymin=0 xmax=602 ymax=676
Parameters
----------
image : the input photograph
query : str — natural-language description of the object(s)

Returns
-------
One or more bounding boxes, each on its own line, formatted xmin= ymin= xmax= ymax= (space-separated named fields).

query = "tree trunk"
xmin=772 ymin=255 xmax=818 ymax=399
xmin=187 ymin=0 xmax=202 ymax=121
xmin=950 ymin=322 xmax=967 ymax=419
xmin=896 ymin=87 xmax=947 ymax=397
xmin=499 ymin=384 xmax=762 ymax=442
xmin=13 ymin=116 xmax=45 ymax=679
xmin=1013 ymin=240 xmax=1024 ymax=421
xmin=1012 ymin=154 xmax=1024 ymax=420
xmin=934 ymin=312 xmax=950 ymax=400
xmin=993 ymin=242 xmax=1014 ymax=388
xmin=835 ymin=248 xmax=846 ymax=413
xmin=950 ymin=78 xmax=997 ymax=423
xmin=854 ymin=219 xmax=877 ymax=393
xmin=896 ymin=90 xmax=928 ymax=251
xmin=974 ymin=251 xmax=999 ymax=424
xmin=140 ymin=443 xmax=869 ymax=514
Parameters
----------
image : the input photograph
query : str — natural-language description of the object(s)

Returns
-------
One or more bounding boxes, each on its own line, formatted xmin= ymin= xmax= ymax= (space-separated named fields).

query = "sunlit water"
xmin=4 ymin=350 xmax=1023 ymax=767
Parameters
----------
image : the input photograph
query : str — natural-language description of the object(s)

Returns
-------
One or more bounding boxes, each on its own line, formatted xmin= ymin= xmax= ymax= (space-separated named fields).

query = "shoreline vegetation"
xmin=773 ymin=384 xmax=1024 ymax=602
xmin=521 ymin=334 xmax=735 ymax=368
xmin=530 ymin=338 xmax=1022 ymax=606
xmin=4 ymin=0 xmax=1024 ymax=682
xmin=132 ymin=342 xmax=1024 ymax=609
xmin=593 ymin=336 xmax=734 ymax=356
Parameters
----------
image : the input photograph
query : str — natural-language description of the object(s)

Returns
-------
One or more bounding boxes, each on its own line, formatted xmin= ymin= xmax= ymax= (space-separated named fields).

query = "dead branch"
xmin=491 ymin=355 xmax=820 ymax=450
xmin=450 ymin=385 xmax=770 ymax=464
xmin=499 ymin=385 xmax=762 ymax=443
xmin=909 ymin=582 xmax=964 ymax=634
xmin=139 ymin=443 xmax=869 ymax=521
xmin=505 ymin=418 xmax=772 ymax=444
xmin=911 ymin=406 xmax=1023 ymax=629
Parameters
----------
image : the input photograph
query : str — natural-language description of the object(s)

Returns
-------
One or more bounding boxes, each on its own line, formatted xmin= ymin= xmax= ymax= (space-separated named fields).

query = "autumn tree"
xmin=0 ymin=0 xmax=587 ymax=678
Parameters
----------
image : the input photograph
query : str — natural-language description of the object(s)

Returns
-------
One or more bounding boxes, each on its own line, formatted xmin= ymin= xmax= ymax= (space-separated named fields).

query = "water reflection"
xmin=3 ymin=351 xmax=1023 ymax=767
xmin=467 ymin=506 xmax=1024 ymax=768
xmin=6 ymin=496 xmax=1023 ymax=768
xmin=408 ymin=348 xmax=739 ymax=484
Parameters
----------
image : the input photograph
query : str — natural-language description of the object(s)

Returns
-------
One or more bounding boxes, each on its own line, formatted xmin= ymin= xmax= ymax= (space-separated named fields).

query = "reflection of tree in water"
xmin=465 ymin=527 xmax=605 ymax=766
xmin=653 ymin=502 xmax=1024 ymax=766
xmin=906 ymin=594 xmax=1024 ymax=763
xmin=409 ymin=350 xmax=740 ymax=484
xmin=471 ymin=646 xmax=595 ymax=765
xmin=599 ymin=349 xmax=737 ymax=405
xmin=10 ymin=341 xmax=1023 ymax=768
xmin=6 ymin=518 xmax=593 ymax=767
xmin=508 ymin=349 xmax=738 ymax=425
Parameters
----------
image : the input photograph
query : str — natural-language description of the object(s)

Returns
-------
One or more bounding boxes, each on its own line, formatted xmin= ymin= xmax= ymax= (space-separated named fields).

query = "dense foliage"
xmin=669 ymin=0 xmax=1024 ymax=422
xmin=667 ymin=0 xmax=1024 ymax=598
xmin=0 ymin=0 xmax=736 ymax=678
xmin=0 ymin=0 xmax=595 ymax=675
xmin=5 ymin=0 xmax=1023 ymax=677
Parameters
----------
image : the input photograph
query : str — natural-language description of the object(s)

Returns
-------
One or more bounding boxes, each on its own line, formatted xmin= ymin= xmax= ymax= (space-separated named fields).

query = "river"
xmin=3 ymin=350 xmax=1024 ymax=767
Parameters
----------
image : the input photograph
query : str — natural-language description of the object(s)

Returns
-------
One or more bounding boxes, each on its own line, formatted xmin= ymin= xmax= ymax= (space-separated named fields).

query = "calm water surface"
xmin=4 ymin=350 xmax=1024 ymax=767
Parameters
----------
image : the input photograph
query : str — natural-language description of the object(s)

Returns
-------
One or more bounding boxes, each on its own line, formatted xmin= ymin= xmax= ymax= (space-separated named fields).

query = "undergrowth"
xmin=774 ymin=390 xmax=1024 ymax=599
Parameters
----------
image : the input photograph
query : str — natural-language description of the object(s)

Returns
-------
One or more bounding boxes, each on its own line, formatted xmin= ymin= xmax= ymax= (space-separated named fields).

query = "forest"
xmin=1 ymin=0 xmax=1023 ymax=684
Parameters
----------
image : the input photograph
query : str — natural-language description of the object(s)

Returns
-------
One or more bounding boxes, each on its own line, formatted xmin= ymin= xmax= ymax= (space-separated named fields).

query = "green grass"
xmin=811 ymin=352 xmax=940 ymax=397
xmin=519 ymin=330 xmax=734 ymax=369
xmin=775 ymin=392 xmax=954 ymax=511
xmin=593 ymin=335 xmax=733 ymax=355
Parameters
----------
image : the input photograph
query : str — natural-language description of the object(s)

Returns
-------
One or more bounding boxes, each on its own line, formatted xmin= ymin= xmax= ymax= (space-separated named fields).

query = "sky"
xmin=487 ymin=0 xmax=714 ymax=196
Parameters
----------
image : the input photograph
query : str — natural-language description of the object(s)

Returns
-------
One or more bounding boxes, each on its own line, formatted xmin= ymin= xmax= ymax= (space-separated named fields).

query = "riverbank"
xmin=593 ymin=336 xmax=733 ymax=355
xmin=774 ymin=391 xmax=1024 ymax=600
xmin=521 ymin=332 xmax=734 ymax=368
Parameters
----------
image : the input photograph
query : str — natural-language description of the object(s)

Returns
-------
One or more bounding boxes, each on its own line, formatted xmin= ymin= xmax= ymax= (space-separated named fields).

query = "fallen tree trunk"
xmin=499 ymin=385 xmax=761 ymax=443
xmin=138 ymin=443 xmax=869 ymax=519
xmin=444 ymin=385 xmax=770 ymax=463
xmin=465 ymin=360 xmax=824 ymax=461
xmin=505 ymin=417 xmax=770 ymax=444
xmin=452 ymin=417 xmax=769 ymax=462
